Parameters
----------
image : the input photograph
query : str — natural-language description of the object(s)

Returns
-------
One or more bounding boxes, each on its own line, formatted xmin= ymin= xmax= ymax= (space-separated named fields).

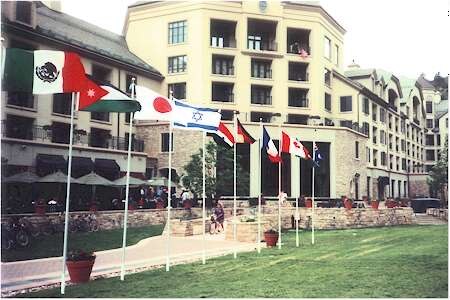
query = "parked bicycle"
xmin=69 ymin=214 xmax=99 ymax=233
xmin=1 ymin=217 xmax=30 ymax=250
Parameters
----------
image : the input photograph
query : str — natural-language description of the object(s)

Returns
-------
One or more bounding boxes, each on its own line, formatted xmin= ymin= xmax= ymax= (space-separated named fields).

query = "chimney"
xmin=347 ymin=59 xmax=360 ymax=69
xmin=42 ymin=1 xmax=62 ymax=12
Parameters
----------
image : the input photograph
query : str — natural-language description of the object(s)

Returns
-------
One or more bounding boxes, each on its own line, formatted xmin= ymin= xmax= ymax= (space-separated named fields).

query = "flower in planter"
xmin=67 ymin=249 xmax=96 ymax=261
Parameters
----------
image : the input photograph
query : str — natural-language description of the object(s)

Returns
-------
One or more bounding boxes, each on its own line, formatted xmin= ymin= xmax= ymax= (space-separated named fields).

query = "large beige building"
xmin=124 ymin=0 xmax=433 ymax=199
xmin=1 ymin=1 xmax=163 ymax=205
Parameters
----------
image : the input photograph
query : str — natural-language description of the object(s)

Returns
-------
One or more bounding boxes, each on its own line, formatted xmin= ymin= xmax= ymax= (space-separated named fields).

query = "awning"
xmin=71 ymin=156 xmax=94 ymax=177
xmin=36 ymin=154 xmax=66 ymax=175
xmin=378 ymin=176 xmax=390 ymax=186
xmin=94 ymin=158 xmax=120 ymax=173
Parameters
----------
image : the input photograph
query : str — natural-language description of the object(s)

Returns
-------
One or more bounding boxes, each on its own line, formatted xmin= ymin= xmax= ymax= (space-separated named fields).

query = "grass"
xmin=1 ymin=224 xmax=164 ymax=262
xmin=19 ymin=225 xmax=447 ymax=298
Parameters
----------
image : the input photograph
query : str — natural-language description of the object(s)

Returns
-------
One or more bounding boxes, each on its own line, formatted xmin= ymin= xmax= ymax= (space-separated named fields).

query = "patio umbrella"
xmin=3 ymin=171 xmax=40 ymax=183
xmin=147 ymin=177 xmax=179 ymax=188
xmin=113 ymin=175 xmax=149 ymax=187
xmin=77 ymin=172 xmax=114 ymax=205
xmin=38 ymin=171 xmax=81 ymax=204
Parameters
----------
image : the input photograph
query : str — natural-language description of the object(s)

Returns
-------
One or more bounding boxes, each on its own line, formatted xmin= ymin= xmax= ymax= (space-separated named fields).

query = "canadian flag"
xmin=281 ymin=131 xmax=312 ymax=160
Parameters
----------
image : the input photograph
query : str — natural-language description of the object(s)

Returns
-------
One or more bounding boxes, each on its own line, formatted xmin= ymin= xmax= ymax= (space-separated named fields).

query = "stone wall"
xmin=426 ymin=208 xmax=448 ymax=221
xmin=2 ymin=206 xmax=416 ymax=232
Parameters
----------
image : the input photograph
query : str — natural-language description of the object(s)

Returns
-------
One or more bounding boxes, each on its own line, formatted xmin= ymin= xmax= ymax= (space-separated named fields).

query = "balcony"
xmin=288 ymin=88 xmax=308 ymax=108
xmin=212 ymin=82 xmax=234 ymax=103
xmin=251 ymin=58 xmax=272 ymax=79
xmin=210 ymin=19 xmax=237 ymax=48
xmin=287 ymin=28 xmax=311 ymax=56
xmin=1 ymin=121 xmax=145 ymax=152
xmin=212 ymin=55 xmax=234 ymax=76
xmin=288 ymin=62 xmax=308 ymax=81
xmin=247 ymin=19 xmax=277 ymax=52
xmin=6 ymin=92 xmax=35 ymax=109
xmin=251 ymin=85 xmax=272 ymax=105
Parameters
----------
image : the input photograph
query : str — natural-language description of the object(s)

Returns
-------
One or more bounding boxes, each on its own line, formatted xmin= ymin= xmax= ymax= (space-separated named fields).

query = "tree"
xmin=181 ymin=141 xmax=249 ymax=197
xmin=428 ymin=139 xmax=448 ymax=204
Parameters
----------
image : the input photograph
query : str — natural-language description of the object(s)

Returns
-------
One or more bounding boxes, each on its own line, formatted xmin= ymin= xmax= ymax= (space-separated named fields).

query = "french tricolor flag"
xmin=262 ymin=126 xmax=282 ymax=163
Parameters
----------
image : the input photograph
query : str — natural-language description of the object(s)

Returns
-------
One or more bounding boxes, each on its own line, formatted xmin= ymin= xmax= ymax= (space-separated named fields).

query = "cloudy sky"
xmin=62 ymin=0 xmax=449 ymax=79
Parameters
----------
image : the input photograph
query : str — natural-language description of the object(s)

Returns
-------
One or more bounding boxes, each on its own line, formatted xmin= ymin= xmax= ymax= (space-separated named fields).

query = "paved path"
xmin=415 ymin=213 xmax=448 ymax=225
xmin=1 ymin=232 xmax=257 ymax=294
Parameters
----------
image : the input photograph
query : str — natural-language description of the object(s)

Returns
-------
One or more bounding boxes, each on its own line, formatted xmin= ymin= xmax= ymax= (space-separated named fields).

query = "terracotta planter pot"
xmin=66 ymin=258 xmax=95 ymax=283
xmin=35 ymin=205 xmax=46 ymax=215
xmin=386 ymin=201 xmax=397 ymax=208
xmin=370 ymin=201 xmax=379 ymax=209
xmin=344 ymin=200 xmax=352 ymax=210
xmin=156 ymin=202 xmax=164 ymax=209
xmin=305 ymin=199 xmax=312 ymax=208
xmin=128 ymin=204 xmax=136 ymax=210
xmin=183 ymin=200 xmax=192 ymax=209
xmin=264 ymin=232 xmax=279 ymax=247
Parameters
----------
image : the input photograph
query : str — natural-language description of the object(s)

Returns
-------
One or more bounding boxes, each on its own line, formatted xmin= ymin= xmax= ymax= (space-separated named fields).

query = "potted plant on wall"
xmin=305 ymin=198 xmax=312 ymax=208
xmin=343 ymin=196 xmax=353 ymax=210
xmin=66 ymin=249 xmax=96 ymax=283
xmin=264 ymin=228 xmax=279 ymax=247
xmin=370 ymin=199 xmax=379 ymax=209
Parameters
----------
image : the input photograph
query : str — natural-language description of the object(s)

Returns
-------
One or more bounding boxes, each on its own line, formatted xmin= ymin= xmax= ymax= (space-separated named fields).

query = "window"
xmin=366 ymin=147 xmax=371 ymax=162
xmin=168 ymin=20 xmax=187 ymax=44
xmin=5 ymin=115 xmax=34 ymax=140
xmin=220 ymin=110 xmax=234 ymax=121
xmin=90 ymin=128 xmax=110 ymax=148
xmin=373 ymin=150 xmax=378 ymax=166
xmin=334 ymin=44 xmax=339 ymax=65
xmin=91 ymin=112 xmax=110 ymax=122
xmin=426 ymin=150 xmax=435 ymax=161
xmin=437 ymin=134 xmax=441 ymax=146
xmin=372 ymin=126 xmax=377 ymax=144
xmin=248 ymin=35 xmax=262 ymax=51
xmin=251 ymin=59 xmax=272 ymax=78
xmin=381 ymin=152 xmax=387 ymax=166
xmin=210 ymin=19 xmax=237 ymax=48
xmin=401 ymin=139 xmax=406 ymax=152
xmin=324 ymin=93 xmax=331 ymax=111
xmin=168 ymin=82 xmax=186 ymax=100
xmin=426 ymin=119 xmax=433 ymax=128
xmin=168 ymin=55 xmax=187 ymax=73
xmin=340 ymin=96 xmax=352 ymax=112
xmin=324 ymin=36 xmax=331 ymax=59
xmin=446 ymin=118 xmax=448 ymax=128
xmin=380 ymin=130 xmax=386 ymax=144
xmin=372 ymin=104 xmax=377 ymax=121
xmin=92 ymin=65 xmax=112 ymax=83
xmin=426 ymin=101 xmax=433 ymax=113
xmin=7 ymin=92 xmax=34 ymax=108
xmin=288 ymin=62 xmax=308 ymax=81
xmin=16 ymin=1 xmax=32 ymax=24
xmin=425 ymin=134 xmax=434 ymax=146
xmin=355 ymin=141 xmax=359 ymax=158
xmin=362 ymin=122 xmax=370 ymax=137
xmin=402 ymin=158 xmax=406 ymax=171
xmin=251 ymin=112 xmax=272 ymax=123
xmin=212 ymin=55 xmax=234 ymax=75
xmin=161 ymin=133 xmax=174 ymax=152
xmin=125 ymin=74 xmax=137 ymax=95
xmin=212 ymin=82 xmax=234 ymax=102
xmin=52 ymin=122 xmax=71 ymax=144
xmin=380 ymin=108 xmax=386 ymax=123
xmin=340 ymin=120 xmax=353 ymax=129
xmin=53 ymin=93 xmax=72 ymax=115
xmin=251 ymin=85 xmax=272 ymax=105
xmin=362 ymin=97 xmax=369 ymax=115
xmin=324 ymin=68 xmax=331 ymax=86
xmin=288 ymin=88 xmax=308 ymax=107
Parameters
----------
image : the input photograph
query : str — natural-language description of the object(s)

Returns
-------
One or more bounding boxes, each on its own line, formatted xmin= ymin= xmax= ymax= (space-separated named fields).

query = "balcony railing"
xmin=248 ymin=40 xmax=277 ymax=52
xmin=212 ymin=93 xmax=234 ymax=103
xmin=212 ymin=66 xmax=234 ymax=76
xmin=1 ymin=121 xmax=145 ymax=152
xmin=288 ymin=72 xmax=309 ymax=82
xmin=251 ymin=95 xmax=272 ymax=105
xmin=288 ymin=98 xmax=309 ymax=108
xmin=287 ymin=44 xmax=310 ymax=55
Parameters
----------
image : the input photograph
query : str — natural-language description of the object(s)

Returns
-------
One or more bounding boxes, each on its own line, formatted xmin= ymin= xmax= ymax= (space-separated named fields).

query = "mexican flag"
xmin=79 ymin=77 xmax=141 ymax=113
xmin=2 ymin=48 xmax=87 ymax=94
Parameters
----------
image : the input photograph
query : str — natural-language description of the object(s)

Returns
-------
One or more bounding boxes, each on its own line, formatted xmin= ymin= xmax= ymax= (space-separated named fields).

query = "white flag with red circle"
xmin=134 ymin=85 xmax=174 ymax=121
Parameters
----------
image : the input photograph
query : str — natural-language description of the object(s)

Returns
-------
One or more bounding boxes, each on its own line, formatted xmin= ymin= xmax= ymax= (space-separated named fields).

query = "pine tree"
xmin=427 ymin=139 xmax=448 ymax=204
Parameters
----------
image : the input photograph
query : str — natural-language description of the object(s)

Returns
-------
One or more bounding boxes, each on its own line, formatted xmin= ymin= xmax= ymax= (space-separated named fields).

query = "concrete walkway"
xmin=415 ymin=213 xmax=448 ymax=225
xmin=1 ymin=232 xmax=257 ymax=294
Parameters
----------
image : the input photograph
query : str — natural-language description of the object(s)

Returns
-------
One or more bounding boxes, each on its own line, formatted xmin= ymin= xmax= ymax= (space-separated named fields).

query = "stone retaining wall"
xmin=426 ymin=208 xmax=448 ymax=221
xmin=1 ymin=207 xmax=415 ymax=231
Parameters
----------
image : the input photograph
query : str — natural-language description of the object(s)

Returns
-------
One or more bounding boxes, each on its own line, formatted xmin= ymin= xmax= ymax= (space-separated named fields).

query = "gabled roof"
xmin=2 ymin=2 xmax=163 ymax=80
xmin=434 ymin=100 xmax=448 ymax=120
xmin=344 ymin=68 xmax=376 ymax=79
xmin=417 ymin=74 xmax=436 ymax=90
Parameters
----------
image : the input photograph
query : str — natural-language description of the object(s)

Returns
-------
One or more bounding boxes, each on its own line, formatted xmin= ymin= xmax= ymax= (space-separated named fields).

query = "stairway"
xmin=415 ymin=213 xmax=448 ymax=225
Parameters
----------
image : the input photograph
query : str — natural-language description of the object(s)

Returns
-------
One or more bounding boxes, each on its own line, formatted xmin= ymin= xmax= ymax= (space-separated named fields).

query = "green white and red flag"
xmin=2 ymin=48 xmax=87 ymax=94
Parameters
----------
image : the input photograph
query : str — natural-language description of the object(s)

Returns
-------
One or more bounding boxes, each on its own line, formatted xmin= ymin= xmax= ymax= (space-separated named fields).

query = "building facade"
xmin=124 ymin=0 xmax=438 ymax=199
xmin=1 ymin=1 xmax=163 ymax=186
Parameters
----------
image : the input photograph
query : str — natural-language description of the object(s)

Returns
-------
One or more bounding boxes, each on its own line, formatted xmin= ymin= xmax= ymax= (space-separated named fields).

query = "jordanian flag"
xmin=79 ymin=76 xmax=141 ymax=112
xmin=2 ymin=48 xmax=87 ymax=94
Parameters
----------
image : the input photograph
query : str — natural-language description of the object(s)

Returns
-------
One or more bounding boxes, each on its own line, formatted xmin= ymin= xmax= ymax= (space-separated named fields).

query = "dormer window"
xmin=16 ymin=1 xmax=32 ymax=25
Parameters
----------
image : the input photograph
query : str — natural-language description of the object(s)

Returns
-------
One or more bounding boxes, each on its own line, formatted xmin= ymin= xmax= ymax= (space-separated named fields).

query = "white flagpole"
xmin=60 ymin=92 xmax=78 ymax=294
xmin=312 ymin=142 xmax=315 ymax=245
xmin=120 ymin=79 xmax=136 ymax=280
xmin=296 ymin=194 xmax=299 ymax=247
xmin=202 ymin=130 xmax=207 ymax=264
xmin=258 ymin=118 xmax=262 ymax=254
xmin=166 ymin=91 xmax=174 ymax=272
xmin=278 ymin=124 xmax=282 ymax=249
xmin=233 ymin=113 xmax=238 ymax=259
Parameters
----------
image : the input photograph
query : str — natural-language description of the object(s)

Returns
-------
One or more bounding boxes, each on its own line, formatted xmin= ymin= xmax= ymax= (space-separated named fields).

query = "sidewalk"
xmin=1 ymin=232 xmax=257 ymax=294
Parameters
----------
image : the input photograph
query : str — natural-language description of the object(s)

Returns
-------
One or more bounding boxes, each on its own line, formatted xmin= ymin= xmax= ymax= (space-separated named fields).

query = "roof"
xmin=344 ymin=68 xmax=376 ymax=78
xmin=3 ymin=2 xmax=163 ymax=79
xmin=417 ymin=74 xmax=435 ymax=90
xmin=434 ymin=99 xmax=448 ymax=119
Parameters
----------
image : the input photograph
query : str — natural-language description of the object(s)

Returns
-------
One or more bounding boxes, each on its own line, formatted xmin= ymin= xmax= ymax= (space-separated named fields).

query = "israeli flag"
xmin=173 ymin=100 xmax=221 ymax=133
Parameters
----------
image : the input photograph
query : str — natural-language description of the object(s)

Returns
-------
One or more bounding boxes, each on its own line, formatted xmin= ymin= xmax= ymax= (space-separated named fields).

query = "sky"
xmin=61 ymin=0 xmax=449 ymax=80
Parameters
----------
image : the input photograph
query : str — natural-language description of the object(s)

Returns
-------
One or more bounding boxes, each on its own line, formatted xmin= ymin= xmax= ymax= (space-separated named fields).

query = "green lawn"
xmin=20 ymin=225 xmax=447 ymax=298
xmin=2 ymin=225 xmax=164 ymax=262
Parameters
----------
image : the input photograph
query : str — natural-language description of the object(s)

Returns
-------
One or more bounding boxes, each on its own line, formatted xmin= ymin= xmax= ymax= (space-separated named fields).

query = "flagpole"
xmin=233 ymin=112 xmax=238 ymax=259
xmin=258 ymin=118 xmax=262 ymax=254
xmin=312 ymin=141 xmax=315 ymax=245
xmin=296 ymin=194 xmax=299 ymax=247
xmin=166 ymin=91 xmax=174 ymax=272
xmin=120 ymin=79 xmax=136 ymax=280
xmin=278 ymin=124 xmax=282 ymax=250
xmin=60 ymin=92 xmax=78 ymax=295
xmin=202 ymin=130 xmax=207 ymax=264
